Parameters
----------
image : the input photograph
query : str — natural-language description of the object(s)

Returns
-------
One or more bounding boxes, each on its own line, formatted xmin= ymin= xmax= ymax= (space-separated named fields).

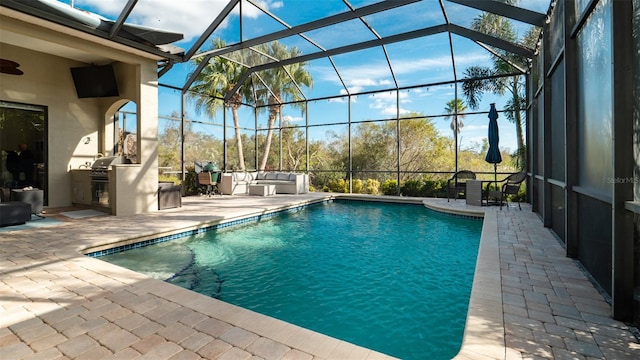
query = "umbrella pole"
xmin=493 ymin=163 xmax=498 ymax=206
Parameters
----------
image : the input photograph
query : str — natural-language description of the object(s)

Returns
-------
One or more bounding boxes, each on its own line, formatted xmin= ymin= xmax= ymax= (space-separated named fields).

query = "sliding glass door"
xmin=0 ymin=101 xmax=47 ymax=204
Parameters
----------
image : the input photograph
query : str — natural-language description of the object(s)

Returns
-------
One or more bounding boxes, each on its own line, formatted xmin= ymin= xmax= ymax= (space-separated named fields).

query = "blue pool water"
xmin=99 ymin=201 xmax=482 ymax=359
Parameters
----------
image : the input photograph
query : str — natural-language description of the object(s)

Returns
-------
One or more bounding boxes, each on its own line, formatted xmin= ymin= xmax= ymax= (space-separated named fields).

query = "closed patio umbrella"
xmin=485 ymin=103 xmax=502 ymax=188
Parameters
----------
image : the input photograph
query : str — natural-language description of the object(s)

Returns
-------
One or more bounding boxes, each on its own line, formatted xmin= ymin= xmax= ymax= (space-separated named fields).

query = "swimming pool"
xmin=99 ymin=200 xmax=482 ymax=359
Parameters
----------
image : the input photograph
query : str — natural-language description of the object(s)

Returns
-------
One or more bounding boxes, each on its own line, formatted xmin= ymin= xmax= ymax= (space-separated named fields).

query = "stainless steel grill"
xmin=90 ymin=156 xmax=123 ymax=179
xmin=90 ymin=156 xmax=122 ymax=207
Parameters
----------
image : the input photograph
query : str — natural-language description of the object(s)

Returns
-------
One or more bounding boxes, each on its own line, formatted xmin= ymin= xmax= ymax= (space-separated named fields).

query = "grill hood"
xmin=91 ymin=156 xmax=123 ymax=169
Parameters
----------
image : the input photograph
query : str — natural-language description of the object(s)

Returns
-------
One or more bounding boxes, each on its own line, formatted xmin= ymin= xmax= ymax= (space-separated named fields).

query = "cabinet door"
xmin=72 ymin=180 xmax=85 ymax=203
xmin=71 ymin=171 xmax=92 ymax=205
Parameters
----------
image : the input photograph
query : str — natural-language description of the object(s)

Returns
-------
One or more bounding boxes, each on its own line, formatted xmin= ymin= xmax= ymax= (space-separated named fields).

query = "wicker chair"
xmin=488 ymin=172 xmax=526 ymax=209
xmin=446 ymin=170 xmax=476 ymax=201
xmin=500 ymin=172 xmax=526 ymax=209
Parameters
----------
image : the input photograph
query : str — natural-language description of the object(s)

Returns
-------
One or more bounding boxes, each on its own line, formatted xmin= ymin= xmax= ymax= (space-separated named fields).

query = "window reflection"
xmin=576 ymin=0 xmax=613 ymax=197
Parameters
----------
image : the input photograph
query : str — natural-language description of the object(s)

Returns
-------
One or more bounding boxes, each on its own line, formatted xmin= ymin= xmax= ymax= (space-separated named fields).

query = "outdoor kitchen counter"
xmin=70 ymin=169 xmax=92 ymax=206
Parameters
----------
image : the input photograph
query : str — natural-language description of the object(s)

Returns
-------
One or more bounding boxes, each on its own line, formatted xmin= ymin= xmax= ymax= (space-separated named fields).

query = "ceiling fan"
xmin=0 ymin=59 xmax=24 ymax=75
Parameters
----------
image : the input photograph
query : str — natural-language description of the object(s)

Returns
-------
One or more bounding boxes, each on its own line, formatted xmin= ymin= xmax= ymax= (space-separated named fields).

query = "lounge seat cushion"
xmin=220 ymin=172 xmax=308 ymax=195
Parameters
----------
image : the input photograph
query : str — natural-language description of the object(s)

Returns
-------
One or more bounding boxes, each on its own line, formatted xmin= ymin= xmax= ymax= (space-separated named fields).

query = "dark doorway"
xmin=0 ymin=101 xmax=47 ymax=205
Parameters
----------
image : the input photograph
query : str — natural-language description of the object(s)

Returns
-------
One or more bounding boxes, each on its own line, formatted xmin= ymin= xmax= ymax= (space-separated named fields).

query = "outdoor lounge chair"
xmin=197 ymin=171 xmax=220 ymax=197
xmin=447 ymin=170 xmax=476 ymax=201
xmin=487 ymin=172 xmax=526 ymax=209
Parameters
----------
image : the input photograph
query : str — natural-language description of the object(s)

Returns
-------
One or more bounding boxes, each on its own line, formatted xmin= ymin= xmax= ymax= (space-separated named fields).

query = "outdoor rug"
xmin=59 ymin=209 xmax=109 ymax=219
xmin=0 ymin=215 xmax=64 ymax=232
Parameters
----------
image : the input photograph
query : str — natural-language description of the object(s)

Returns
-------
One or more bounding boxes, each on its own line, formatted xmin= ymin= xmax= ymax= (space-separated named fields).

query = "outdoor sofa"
xmin=219 ymin=172 xmax=309 ymax=195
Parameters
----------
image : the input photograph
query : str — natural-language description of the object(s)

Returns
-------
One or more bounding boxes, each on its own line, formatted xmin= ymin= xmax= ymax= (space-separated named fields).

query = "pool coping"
xmin=454 ymin=210 xmax=505 ymax=359
xmin=5 ymin=194 xmax=637 ymax=359
xmin=82 ymin=197 xmax=330 ymax=257
xmin=82 ymin=194 xmax=503 ymax=359
xmin=421 ymin=198 xmax=505 ymax=359
xmin=1 ymin=193 xmax=505 ymax=359
xmin=72 ymin=194 xmax=400 ymax=359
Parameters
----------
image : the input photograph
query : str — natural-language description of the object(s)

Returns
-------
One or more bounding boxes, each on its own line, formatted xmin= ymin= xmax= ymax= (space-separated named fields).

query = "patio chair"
xmin=488 ymin=172 xmax=526 ymax=209
xmin=447 ymin=170 xmax=476 ymax=202
xmin=198 ymin=171 xmax=220 ymax=197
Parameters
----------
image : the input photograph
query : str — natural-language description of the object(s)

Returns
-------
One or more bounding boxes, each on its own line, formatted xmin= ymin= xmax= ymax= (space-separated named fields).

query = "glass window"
xmin=576 ymin=0 xmax=613 ymax=198
xmin=575 ymin=0 xmax=592 ymax=18
xmin=535 ymin=93 xmax=544 ymax=177
xmin=0 ymin=102 xmax=47 ymax=200
xmin=115 ymin=103 xmax=138 ymax=164
xmin=550 ymin=60 xmax=565 ymax=182
xmin=549 ymin=0 xmax=564 ymax=60
xmin=634 ymin=0 xmax=640 ymax=201
xmin=536 ymin=48 xmax=544 ymax=91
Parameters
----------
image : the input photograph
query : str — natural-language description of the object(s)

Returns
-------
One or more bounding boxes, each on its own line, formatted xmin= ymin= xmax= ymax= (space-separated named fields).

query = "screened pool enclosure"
xmin=129 ymin=0 xmax=549 ymax=193
xmin=6 ymin=0 xmax=640 ymax=326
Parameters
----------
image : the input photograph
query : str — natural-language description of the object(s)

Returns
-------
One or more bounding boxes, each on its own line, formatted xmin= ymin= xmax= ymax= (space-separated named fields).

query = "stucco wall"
xmin=0 ymin=43 xmax=104 ymax=208
xmin=0 ymin=39 xmax=159 ymax=213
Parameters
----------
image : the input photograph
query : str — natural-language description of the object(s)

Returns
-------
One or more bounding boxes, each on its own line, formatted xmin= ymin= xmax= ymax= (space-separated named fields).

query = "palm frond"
xmin=461 ymin=66 xmax=495 ymax=110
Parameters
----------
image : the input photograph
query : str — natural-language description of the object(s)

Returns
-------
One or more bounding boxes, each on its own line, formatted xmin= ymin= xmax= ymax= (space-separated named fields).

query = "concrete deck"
xmin=1 ymin=193 xmax=639 ymax=359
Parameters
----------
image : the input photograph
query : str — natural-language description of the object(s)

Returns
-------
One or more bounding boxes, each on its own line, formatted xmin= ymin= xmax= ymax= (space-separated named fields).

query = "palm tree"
xmin=444 ymin=99 xmax=467 ymax=135
xmin=253 ymin=41 xmax=312 ymax=171
xmin=188 ymin=38 xmax=249 ymax=171
xmin=461 ymin=0 xmax=540 ymax=167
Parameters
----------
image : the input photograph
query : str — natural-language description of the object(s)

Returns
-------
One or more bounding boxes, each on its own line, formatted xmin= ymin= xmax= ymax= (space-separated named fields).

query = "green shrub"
xmin=327 ymin=179 xmax=348 ymax=193
xmin=424 ymin=180 xmax=448 ymax=198
xmin=310 ymin=171 xmax=345 ymax=192
xmin=352 ymin=179 xmax=363 ymax=193
xmin=182 ymin=168 xmax=199 ymax=196
xmin=401 ymin=180 xmax=423 ymax=197
xmin=395 ymin=179 xmax=449 ymax=197
xmin=381 ymin=179 xmax=398 ymax=195
xmin=365 ymin=179 xmax=380 ymax=194
xmin=159 ymin=174 xmax=181 ymax=184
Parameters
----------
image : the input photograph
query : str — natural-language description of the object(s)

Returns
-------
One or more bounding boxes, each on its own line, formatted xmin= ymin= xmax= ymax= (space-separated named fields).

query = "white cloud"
xmin=369 ymin=100 xmax=386 ymax=110
xmin=411 ymin=88 xmax=433 ymax=98
xmin=368 ymin=91 xmax=409 ymax=101
xmin=380 ymin=106 xmax=411 ymax=116
xmin=365 ymin=91 xmax=413 ymax=117
xmin=392 ymin=52 xmax=488 ymax=75
xmin=282 ymin=114 xmax=303 ymax=122
xmin=314 ymin=51 xmax=489 ymax=97
xmin=327 ymin=89 xmax=358 ymax=103
xmin=349 ymin=78 xmax=378 ymax=87
xmin=77 ymin=0 xmax=283 ymax=42
xmin=463 ymin=124 xmax=488 ymax=131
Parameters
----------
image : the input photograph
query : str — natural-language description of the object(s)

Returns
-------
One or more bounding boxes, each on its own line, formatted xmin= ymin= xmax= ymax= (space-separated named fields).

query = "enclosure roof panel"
xmin=1 ymin=0 xmax=552 ymax=103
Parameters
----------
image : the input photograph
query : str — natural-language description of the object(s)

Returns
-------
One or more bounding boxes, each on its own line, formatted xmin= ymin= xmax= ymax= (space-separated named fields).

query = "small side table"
xmin=11 ymin=188 xmax=44 ymax=214
xmin=466 ymin=180 xmax=482 ymax=206
xmin=249 ymin=184 xmax=276 ymax=196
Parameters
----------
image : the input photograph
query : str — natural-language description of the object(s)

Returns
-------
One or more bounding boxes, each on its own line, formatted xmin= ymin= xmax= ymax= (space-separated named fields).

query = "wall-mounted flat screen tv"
xmin=70 ymin=65 xmax=119 ymax=98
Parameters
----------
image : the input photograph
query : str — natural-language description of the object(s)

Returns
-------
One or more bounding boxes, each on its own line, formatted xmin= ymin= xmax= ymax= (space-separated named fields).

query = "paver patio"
xmin=1 ymin=193 xmax=638 ymax=359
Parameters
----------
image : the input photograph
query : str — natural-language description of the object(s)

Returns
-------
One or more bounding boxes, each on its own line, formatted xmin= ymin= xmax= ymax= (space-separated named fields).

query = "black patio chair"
xmin=488 ymin=172 xmax=526 ymax=209
xmin=447 ymin=170 xmax=476 ymax=201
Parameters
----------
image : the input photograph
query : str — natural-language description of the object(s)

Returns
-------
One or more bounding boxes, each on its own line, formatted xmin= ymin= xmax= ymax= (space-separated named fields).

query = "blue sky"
xmin=62 ymin=0 xmax=550 ymax=153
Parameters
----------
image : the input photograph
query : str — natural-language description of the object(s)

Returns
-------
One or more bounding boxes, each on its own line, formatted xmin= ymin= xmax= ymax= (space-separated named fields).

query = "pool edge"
xmin=83 ymin=195 xmax=505 ymax=359
xmin=454 ymin=210 xmax=506 ymax=360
